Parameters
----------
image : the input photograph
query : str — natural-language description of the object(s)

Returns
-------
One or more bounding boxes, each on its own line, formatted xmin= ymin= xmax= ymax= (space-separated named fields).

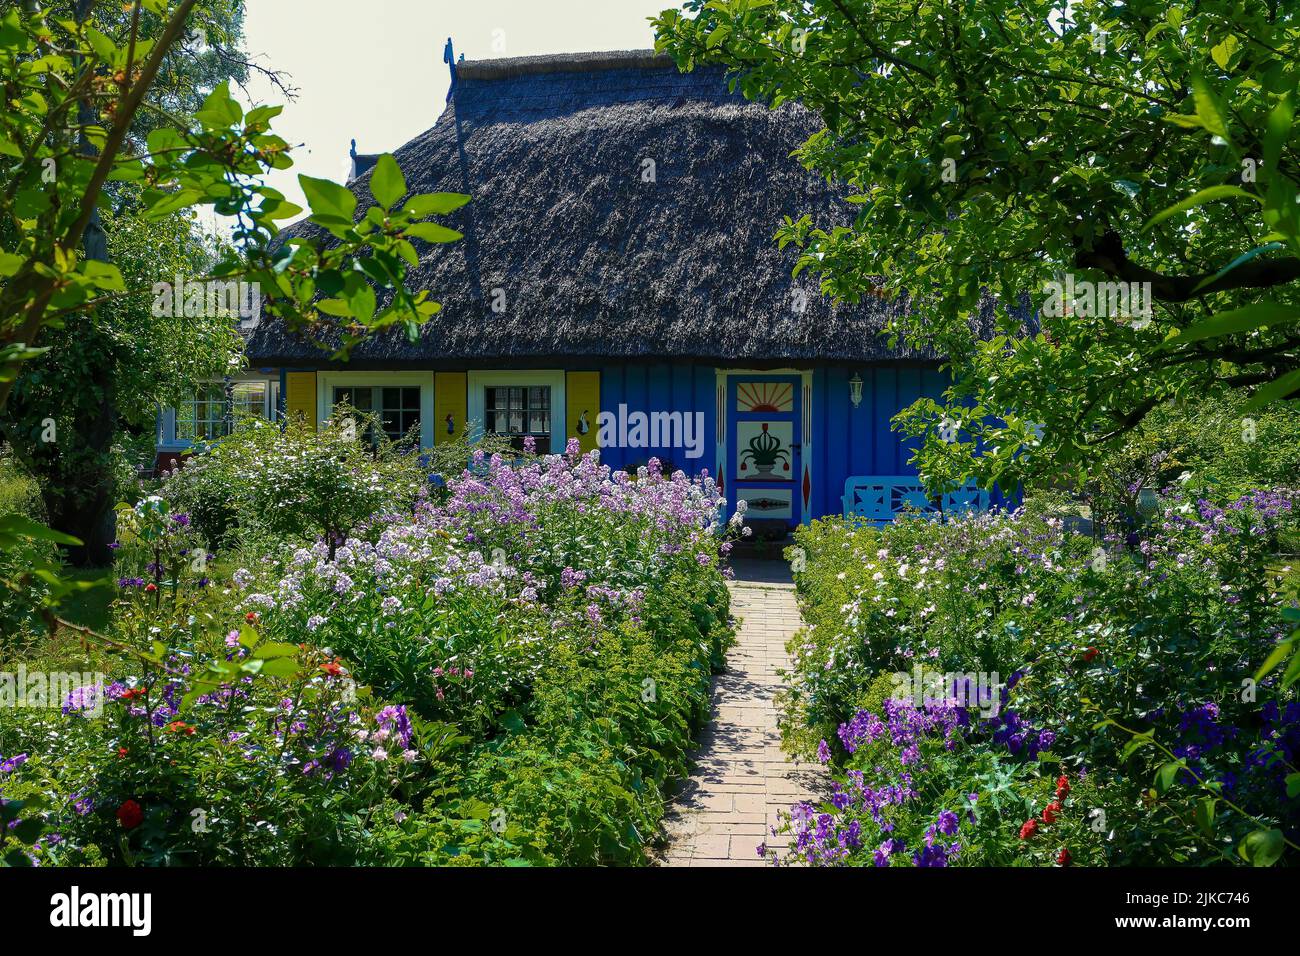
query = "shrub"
xmin=235 ymin=444 xmax=735 ymax=863
xmin=164 ymin=408 xmax=428 ymax=555
xmin=775 ymin=489 xmax=1299 ymax=867
xmin=4 ymin=447 xmax=740 ymax=867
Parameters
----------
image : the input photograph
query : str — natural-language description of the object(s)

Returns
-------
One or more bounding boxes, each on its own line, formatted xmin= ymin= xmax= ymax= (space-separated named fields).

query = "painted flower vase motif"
xmin=739 ymin=423 xmax=790 ymax=478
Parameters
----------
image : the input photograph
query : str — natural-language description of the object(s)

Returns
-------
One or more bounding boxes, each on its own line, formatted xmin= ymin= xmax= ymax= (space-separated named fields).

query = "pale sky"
xmin=235 ymin=0 xmax=679 ymax=218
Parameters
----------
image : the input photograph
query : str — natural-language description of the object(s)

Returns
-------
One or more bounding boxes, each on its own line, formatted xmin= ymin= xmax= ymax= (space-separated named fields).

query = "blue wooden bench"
xmin=842 ymin=475 xmax=990 ymax=524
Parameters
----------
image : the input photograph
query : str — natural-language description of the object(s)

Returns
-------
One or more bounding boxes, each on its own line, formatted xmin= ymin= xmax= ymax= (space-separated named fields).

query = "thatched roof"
xmin=247 ymin=50 xmax=994 ymax=367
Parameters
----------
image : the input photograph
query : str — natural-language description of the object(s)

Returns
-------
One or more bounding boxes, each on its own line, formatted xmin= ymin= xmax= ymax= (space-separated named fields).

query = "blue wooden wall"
xmin=596 ymin=363 xmax=718 ymax=478
xmin=592 ymin=362 xmax=948 ymax=522
xmin=807 ymin=365 xmax=948 ymax=520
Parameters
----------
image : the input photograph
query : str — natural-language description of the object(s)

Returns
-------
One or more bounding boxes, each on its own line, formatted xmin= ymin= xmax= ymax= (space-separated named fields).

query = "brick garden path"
xmin=657 ymin=560 xmax=827 ymax=866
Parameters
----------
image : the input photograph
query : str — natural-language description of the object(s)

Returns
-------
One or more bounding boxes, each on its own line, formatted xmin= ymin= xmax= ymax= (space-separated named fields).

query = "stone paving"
xmin=657 ymin=560 xmax=826 ymax=867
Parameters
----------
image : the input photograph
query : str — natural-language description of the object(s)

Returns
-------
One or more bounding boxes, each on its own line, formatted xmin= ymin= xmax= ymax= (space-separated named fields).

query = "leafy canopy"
xmin=654 ymin=0 xmax=1300 ymax=491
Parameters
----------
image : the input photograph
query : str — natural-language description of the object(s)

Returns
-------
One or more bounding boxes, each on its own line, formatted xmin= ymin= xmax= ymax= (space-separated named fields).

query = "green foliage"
xmin=656 ymin=1 xmax=1300 ymax=493
xmin=163 ymin=408 xmax=427 ymax=554
xmin=776 ymin=489 xmax=1299 ymax=866
xmin=0 ymin=0 xmax=465 ymax=579
xmin=3 ymin=454 xmax=738 ymax=866
xmin=0 ymin=449 xmax=39 ymax=518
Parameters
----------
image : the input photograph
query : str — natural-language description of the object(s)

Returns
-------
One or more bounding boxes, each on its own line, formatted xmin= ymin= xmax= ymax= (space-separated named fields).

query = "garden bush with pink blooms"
xmin=771 ymin=489 xmax=1300 ymax=867
xmin=0 ymin=438 xmax=736 ymax=867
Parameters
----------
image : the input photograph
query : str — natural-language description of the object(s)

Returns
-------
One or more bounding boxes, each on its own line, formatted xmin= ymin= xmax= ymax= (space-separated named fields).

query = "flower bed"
xmin=770 ymin=491 xmax=1300 ymax=867
xmin=0 ymin=444 xmax=736 ymax=866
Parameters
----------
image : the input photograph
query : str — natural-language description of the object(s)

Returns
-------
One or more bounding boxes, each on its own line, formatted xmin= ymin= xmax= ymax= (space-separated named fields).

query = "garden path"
xmin=657 ymin=560 xmax=826 ymax=866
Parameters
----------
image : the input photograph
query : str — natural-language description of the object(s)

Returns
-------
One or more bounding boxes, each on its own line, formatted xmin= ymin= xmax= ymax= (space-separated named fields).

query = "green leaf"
xmin=1285 ymin=774 xmax=1300 ymax=799
xmin=256 ymin=657 xmax=301 ymax=679
xmin=83 ymin=26 xmax=117 ymax=64
xmin=405 ymin=222 xmax=463 ymax=244
xmin=1121 ymin=733 xmax=1153 ymax=761
xmin=1142 ymin=185 xmax=1259 ymax=232
xmin=1210 ymin=36 xmax=1239 ymax=70
xmin=0 ymin=514 xmax=82 ymax=547
xmin=1154 ymin=760 xmax=1184 ymax=794
xmin=0 ymin=10 xmax=26 ymax=51
xmin=1262 ymin=96 xmax=1293 ymax=175
xmin=1254 ymin=637 xmax=1295 ymax=682
xmin=348 ymin=284 xmax=376 ymax=323
xmin=1192 ymin=76 xmax=1231 ymax=140
xmin=80 ymin=260 xmax=125 ymax=292
xmin=370 ymin=154 xmax=406 ymax=211
xmin=401 ymin=192 xmax=471 ymax=217
xmin=1190 ymin=243 xmax=1286 ymax=294
xmin=1193 ymin=797 xmax=1216 ymax=836
xmin=1237 ymin=828 xmax=1284 ymax=867
xmin=1282 ymin=642 xmax=1300 ymax=690
xmin=316 ymin=298 xmax=352 ymax=318
xmin=1166 ymin=302 xmax=1300 ymax=345
xmin=252 ymin=642 xmax=300 ymax=660
xmin=1241 ymin=368 xmax=1300 ymax=413
xmin=144 ymin=188 xmax=202 ymax=220
xmin=299 ymin=175 xmax=357 ymax=225
xmin=195 ymin=82 xmax=243 ymax=130
xmin=10 ymin=818 xmax=44 ymax=846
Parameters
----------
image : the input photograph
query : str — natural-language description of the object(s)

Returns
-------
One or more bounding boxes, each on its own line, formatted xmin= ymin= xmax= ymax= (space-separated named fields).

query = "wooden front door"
xmin=728 ymin=375 xmax=802 ymax=529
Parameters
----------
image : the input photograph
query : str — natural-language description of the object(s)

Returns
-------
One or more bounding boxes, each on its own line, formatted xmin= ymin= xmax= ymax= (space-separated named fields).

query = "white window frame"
xmin=316 ymin=371 xmax=435 ymax=449
xmin=158 ymin=374 xmax=278 ymax=451
xmin=467 ymin=370 xmax=566 ymax=454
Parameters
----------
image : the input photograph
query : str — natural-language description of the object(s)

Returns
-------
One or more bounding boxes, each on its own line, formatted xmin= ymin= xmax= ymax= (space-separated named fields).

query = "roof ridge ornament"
xmin=443 ymin=37 xmax=462 ymax=103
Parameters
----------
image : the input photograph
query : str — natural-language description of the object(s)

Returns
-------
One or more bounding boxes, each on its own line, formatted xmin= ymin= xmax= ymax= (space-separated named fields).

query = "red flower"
xmin=1042 ymin=802 xmax=1061 ymax=824
xmin=116 ymin=799 xmax=143 ymax=830
xmin=144 ymin=583 xmax=157 ymax=593
xmin=1057 ymin=847 xmax=1072 ymax=867
xmin=122 ymin=687 xmax=146 ymax=700
xmin=1082 ymin=646 xmax=1099 ymax=663
xmin=320 ymin=660 xmax=344 ymax=677
xmin=1056 ymin=775 xmax=1070 ymax=799
xmin=165 ymin=721 xmax=195 ymax=735
xmin=1019 ymin=818 xmax=1039 ymax=840
xmin=245 ymin=612 xmax=259 ymax=623
xmin=115 ymin=747 xmax=129 ymax=759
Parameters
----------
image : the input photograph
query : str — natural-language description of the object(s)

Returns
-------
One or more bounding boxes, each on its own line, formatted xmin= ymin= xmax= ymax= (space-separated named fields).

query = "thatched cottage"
xmin=156 ymin=49 xmax=995 ymax=528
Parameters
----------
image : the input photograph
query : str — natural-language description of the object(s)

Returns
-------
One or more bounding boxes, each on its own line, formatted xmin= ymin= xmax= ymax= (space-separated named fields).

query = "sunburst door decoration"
xmin=736 ymin=381 xmax=793 ymax=412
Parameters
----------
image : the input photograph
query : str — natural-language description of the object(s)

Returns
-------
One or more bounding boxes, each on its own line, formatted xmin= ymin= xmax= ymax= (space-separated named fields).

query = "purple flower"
xmin=0 ymin=753 xmax=29 ymax=774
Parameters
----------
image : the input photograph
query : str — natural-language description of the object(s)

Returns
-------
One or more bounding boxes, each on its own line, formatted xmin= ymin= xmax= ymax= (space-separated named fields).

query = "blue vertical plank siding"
xmin=595 ymin=363 xmax=717 ymax=476
xmin=592 ymin=362 xmax=955 ymax=521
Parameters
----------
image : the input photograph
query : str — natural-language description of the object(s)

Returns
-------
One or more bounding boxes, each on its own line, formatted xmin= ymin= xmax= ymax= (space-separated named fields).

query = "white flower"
xmin=371 ymin=747 xmax=389 ymax=761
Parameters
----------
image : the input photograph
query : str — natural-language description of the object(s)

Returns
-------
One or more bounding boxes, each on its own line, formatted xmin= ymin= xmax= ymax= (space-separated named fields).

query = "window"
xmin=231 ymin=382 xmax=269 ymax=423
xmin=331 ymin=386 xmax=422 ymax=444
xmin=485 ymin=385 xmax=551 ymax=453
xmin=170 ymin=380 xmax=272 ymax=446
xmin=177 ymin=384 xmax=230 ymax=442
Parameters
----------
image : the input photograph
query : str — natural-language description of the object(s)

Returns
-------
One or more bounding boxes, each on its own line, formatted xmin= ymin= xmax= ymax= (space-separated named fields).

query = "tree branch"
xmin=1074 ymin=229 xmax=1300 ymax=302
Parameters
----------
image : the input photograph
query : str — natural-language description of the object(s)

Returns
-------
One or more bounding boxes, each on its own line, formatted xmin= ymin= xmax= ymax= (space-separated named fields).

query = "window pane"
xmin=380 ymin=387 xmax=419 ymax=443
xmin=231 ymin=382 xmax=267 ymax=421
xmin=482 ymin=383 xmax=552 ymax=451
